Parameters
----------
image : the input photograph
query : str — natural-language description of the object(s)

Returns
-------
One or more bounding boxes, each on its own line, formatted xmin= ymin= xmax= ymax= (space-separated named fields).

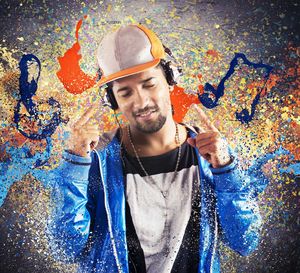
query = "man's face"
xmin=111 ymin=66 xmax=172 ymax=134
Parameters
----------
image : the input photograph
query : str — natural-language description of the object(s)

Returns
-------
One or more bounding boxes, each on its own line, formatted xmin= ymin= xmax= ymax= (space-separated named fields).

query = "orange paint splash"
xmin=246 ymin=74 xmax=280 ymax=97
xmin=0 ymin=125 xmax=48 ymax=162
xmin=56 ymin=16 xmax=97 ymax=94
xmin=205 ymin=50 xmax=221 ymax=62
xmin=1 ymin=126 xmax=28 ymax=148
xmin=196 ymin=74 xmax=204 ymax=95
xmin=283 ymin=143 xmax=300 ymax=161
xmin=170 ymin=85 xmax=200 ymax=122
xmin=262 ymin=74 xmax=280 ymax=96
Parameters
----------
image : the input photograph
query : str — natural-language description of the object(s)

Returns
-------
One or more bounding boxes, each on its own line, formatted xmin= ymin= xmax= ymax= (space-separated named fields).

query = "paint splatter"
xmin=56 ymin=16 xmax=97 ymax=94
xmin=199 ymin=53 xmax=273 ymax=123
xmin=14 ymin=54 xmax=65 ymax=140
xmin=0 ymin=1 xmax=298 ymax=273
xmin=170 ymin=84 xmax=199 ymax=122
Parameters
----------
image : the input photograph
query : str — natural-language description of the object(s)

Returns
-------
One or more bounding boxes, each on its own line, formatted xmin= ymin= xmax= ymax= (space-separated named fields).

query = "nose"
xmin=133 ymin=88 xmax=150 ymax=110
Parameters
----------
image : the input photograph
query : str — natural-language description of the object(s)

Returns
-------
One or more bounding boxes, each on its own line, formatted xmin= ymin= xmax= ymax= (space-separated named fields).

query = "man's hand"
xmin=187 ymin=105 xmax=231 ymax=168
xmin=65 ymin=104 xmax=100 ymax=157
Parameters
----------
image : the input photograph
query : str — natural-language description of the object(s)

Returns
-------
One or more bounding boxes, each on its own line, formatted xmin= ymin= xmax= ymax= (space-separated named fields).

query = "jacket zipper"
xmin=94 ymin=149 xmax=124 ymax=273
xmin=189 ymin=126 xmax=218 ymax=273
xmin=210 ymin=209 xmax=218 ymax=273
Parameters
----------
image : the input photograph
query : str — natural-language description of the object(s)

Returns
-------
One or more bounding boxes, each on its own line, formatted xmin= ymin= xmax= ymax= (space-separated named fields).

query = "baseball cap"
xmin=96 ymin=24 xmax=166 ymax=86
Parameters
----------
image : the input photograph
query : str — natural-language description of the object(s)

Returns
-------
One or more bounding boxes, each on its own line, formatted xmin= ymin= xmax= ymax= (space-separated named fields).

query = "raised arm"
xmin=47 ymin=105 xmax=100 ymax=262
xmin=187 ymin=104 xmax=263 ymax=255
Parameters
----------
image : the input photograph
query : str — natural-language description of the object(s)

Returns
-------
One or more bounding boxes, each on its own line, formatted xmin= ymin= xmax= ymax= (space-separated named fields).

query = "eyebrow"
xmin=116 ymin=77 xmax=155 ymax=92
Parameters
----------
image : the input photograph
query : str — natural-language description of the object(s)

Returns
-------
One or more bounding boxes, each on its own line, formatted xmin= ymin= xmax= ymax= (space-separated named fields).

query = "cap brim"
xmin=97 ymin=58 xmax=161 ymax=87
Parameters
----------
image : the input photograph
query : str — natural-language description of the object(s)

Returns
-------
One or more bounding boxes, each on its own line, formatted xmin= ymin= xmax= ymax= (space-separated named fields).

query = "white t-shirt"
xmin=122 ymin=141 xmax=200 ymax=273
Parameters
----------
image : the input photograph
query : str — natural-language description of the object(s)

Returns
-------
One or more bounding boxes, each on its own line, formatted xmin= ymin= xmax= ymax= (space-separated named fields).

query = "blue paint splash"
xmin=0 ymin=54 xmax=68 ymax=207
xmin=199 ymin=53 xmax=273 ymax=124
xmin=279 ymin=163 xmax=300 ymax=175
xmin=248 ymin=146 xmax=294 ymax=195
xmin=0 ymin=137 xmax=53 ymax=206
xmin=13 ymin=54 xmax=66 ymax=140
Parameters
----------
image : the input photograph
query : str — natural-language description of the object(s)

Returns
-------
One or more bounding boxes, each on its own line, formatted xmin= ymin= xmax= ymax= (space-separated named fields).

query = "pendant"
xmin=162 ymin=191 xmax=169 ymax=198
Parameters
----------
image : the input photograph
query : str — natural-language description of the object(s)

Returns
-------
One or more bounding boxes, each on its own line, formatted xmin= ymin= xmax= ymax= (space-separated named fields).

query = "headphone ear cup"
xmin=161 ymin=61 xmax=175 ymax=85
xmin=162 ymin=60 xmax=182 ymax=86
xmin=105 ymin=88 xmax=119 ymax=110
xmin=166 ymin=66 xmax=176 ymax=85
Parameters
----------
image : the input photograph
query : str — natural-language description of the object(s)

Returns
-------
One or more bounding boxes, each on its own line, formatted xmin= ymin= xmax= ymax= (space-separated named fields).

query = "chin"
xmin=134 ymin=115 xmax=167 ymax=134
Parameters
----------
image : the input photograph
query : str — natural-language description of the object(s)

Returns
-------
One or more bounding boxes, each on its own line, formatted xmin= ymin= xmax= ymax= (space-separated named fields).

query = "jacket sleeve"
xmin=47 ymin=150 xmax=96 ymax=262
xmin=208 ymin=155 xmax=264 ymax=256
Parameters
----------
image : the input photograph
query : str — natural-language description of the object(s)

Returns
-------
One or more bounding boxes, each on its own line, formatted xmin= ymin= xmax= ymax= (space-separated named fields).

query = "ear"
xmin=169 ymin=85 xmax=174 ymax=92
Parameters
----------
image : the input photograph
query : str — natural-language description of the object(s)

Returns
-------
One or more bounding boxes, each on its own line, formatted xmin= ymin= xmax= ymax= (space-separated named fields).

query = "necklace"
xmin=126 ymin=123 xmax=182 ymax=198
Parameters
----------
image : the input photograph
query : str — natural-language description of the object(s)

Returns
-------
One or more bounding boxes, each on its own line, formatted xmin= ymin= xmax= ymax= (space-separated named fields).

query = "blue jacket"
xmin=48 ymin=127 xmax=262 ymax=273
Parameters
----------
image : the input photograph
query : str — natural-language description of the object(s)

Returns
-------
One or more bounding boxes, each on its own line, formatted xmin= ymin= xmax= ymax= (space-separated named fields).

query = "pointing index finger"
xmin=193 ymin=104 xmax=218 ymax=132
xmin=76 ymin=104 xmax=98 ymax=127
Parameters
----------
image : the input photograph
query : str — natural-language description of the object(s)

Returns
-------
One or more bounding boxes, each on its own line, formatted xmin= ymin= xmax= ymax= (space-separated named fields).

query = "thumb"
xmin=187 ymin=137 xmax=196 ymax=147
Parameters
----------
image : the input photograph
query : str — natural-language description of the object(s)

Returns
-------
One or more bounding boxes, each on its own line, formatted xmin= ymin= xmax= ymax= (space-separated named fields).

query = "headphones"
xmin=98 ymin=45 xmax=182 ymax=110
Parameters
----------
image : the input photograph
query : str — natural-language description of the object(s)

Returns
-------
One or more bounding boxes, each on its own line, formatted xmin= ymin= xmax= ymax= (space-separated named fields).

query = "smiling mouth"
xmin=135 ymin=109 xmax=157 ymax=117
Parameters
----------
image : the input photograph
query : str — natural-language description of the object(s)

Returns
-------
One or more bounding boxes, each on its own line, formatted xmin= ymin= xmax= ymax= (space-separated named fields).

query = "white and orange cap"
xmin=96 ymin=24 xmax=166 ymax=86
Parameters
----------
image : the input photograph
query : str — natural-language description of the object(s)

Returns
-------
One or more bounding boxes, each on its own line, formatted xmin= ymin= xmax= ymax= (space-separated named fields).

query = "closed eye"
xmin=144 ymin=84 xmax=155 ymax=88
xmin=119 ymin=91 xmax=131 ymax=98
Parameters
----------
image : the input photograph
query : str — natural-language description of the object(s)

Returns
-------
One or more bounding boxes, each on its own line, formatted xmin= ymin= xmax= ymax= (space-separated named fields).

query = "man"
xmin=48 ymin=24 xmax=262 ymax=273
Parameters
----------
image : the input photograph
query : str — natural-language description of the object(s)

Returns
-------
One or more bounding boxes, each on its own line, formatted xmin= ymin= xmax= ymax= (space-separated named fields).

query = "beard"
xmin=135 ymin=113 xmax=167 ymax=133
xmin=132 ymin=105 xmax=167 ymax=134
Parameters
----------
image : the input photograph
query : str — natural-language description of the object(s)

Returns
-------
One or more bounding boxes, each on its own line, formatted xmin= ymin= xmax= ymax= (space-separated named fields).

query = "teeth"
xmin=138 ymin=110 xmax=155 ymax=117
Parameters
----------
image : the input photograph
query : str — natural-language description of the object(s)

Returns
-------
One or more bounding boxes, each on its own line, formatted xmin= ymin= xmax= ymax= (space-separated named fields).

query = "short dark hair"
xmin=106 ymin=81 xmax=114 ymax=91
